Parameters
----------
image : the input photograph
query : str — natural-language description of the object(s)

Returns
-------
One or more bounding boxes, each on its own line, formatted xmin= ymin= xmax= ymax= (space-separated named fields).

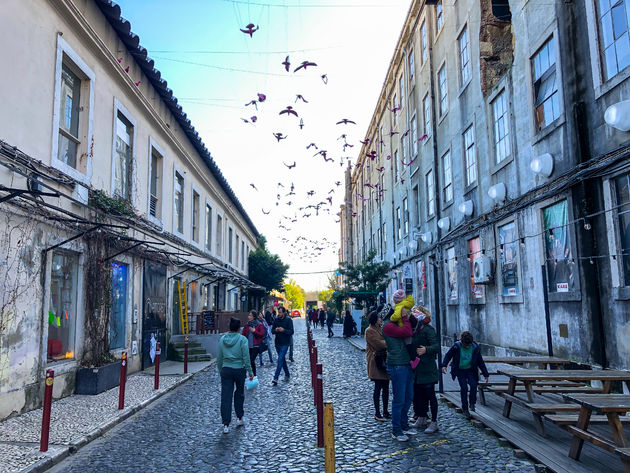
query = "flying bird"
xmin=343 ymin=143 xmax=354 ymax=151
xmin=284 ymin=161 xmax=297 ymax=169
xmin=250 ymin=116 xmax=257 ymax=123
xmin=328 ymin=189 xmax=335 ymax=194
xmin=279 ymin=106 xmax=298 ymax=117
xmin=336 ymin=118 xmax=356 ymax=125
xmin=294 ymin=61 xmax=317 ymax=72
xmin=338 ymin=134 xmax=347 ymax=141
xmin=324 ymin=157 xmax=334 ymax=162
xmin=389 ymin=105 xmax=401 ymax=114
xmin=389 ymin=131 xmax=399 ymax=137
xmin=306 ymin=143 xmax=318 ymax=150
xmin=335 ymin=181 xmax=341 ymax=186
xmin=240 ymin=23 xmax=259 ymax=37
xmin=321 ymin=74 xmax=328 ymax=84
xmin=262 ymin=209 xmax=270 ymax=215
xmin=282 ymin=56 xmax=291 ymax=72
xmin=307 ymin=190 xmax=315 ymax=196
xmin=314 ymin=150 xmax=327 ymax=158
xmin=117 ymin=57 xmax=123 ymax=63
xmin=124 ymin=66 xmax=130 ymax=73
xmin=257 ymin=93 xmax=266 ymax=102
xmin=295 ymin=94 xmax=308 ymax=103
xmin=250 ymin=183 xmax=258 ymax=191
xmin=135 ymin=81 xmax=141 ymax=87
xmin=273 ymin=132 xmax=287 ymax=142
xmin=418 ymin=133 xmax=428 ymax=141
xmin=359 ymin=139 xmax=371 ymax=145
xmin=245 ymin=100 xmax=258 ymax=109
xmin=277 ymin=182 xmax=285 ymax=188
xmin=402 ymin=158 xmax=414 ymax=166
xmin=377 ymin=167 xmax=385 ymax=172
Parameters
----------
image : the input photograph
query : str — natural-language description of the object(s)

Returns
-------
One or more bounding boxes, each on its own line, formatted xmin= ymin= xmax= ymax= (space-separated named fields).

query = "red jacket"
xmin=242 ymin=322 xmax=265 ymax=346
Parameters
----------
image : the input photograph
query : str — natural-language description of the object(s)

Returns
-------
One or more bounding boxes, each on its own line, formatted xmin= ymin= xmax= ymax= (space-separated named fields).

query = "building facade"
xmin=0 ymin=0 xmax=260 ymax=419
xmin=345 ymin=0 xmax=630 ymax=373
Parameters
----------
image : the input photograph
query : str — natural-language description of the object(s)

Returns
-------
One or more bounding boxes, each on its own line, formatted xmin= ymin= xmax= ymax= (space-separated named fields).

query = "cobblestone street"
xmin=50 ymin=319 xmax=535 ymax=472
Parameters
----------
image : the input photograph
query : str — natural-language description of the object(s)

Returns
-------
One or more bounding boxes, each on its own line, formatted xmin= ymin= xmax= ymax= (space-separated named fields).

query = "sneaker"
xmin=470 ymin=404 xmax=476 ymax=412
xmin=236 ymin=418 xmax=245 ymax=427
xmin=289 ymin=358 xmax=295 ymax=362
xmin=424 ymin=421 xmax=439 ymax=434
xmin=374 ymin=414 xmax=385 ymax=422
xmin=402 ymin=428 xmax=418 ymax=436
xmin=411 ymin=416 xmax=427 ymax=428
xmin=222 ymin=425 xmax=230 ymax=434
xmin=272 ymin=379 xmax=278 ymax=386
xmin=410 ymin=358 xmax=420 ymax=370
xmin=463 ymin=409 xmax=471 ymax=419
xmin=391 ymin=433 xmax=410 ymax=442
xmin=284 ymin=375 xmax=290 ymax=381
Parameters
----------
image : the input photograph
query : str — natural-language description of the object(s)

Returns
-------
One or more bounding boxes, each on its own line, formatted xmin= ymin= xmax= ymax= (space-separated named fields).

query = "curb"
xmin=20 ymin=362 xmax=213 ymax=473
xmin=346 ymin=338 xmax=366 ymax=352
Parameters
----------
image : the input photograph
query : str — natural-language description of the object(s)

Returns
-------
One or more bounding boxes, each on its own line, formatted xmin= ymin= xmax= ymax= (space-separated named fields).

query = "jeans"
xmin=457 ymin=369 xmax=478 ymax=410
xmin=386 ymin=364 xmax=414 ymax=435
xmin=327 ymin=323 xmax=334 ymax=337
xmin=289 ymin=336 xmax=294 ymax=360
xmin=258 ymin=337 xmax=274 ymax=364
xmin=413 ymin=382 xmax=438 ymax=422
xmin=373 ymin=379 xmax=390 ymax=416
xmin=274 ymin=344 xmax=290 ymax=380
xmin=220 ymin=367 xmax=245 ymax=426
xmin=248 ymin=347 xmax=259 ymax=377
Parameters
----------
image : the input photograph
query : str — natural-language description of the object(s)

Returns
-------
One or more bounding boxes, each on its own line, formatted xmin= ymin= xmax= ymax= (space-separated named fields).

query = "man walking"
xmin=271 ymin=306 xmax=294 ymax=385
xmin=326 ymin=307 xmax=336 ymax=337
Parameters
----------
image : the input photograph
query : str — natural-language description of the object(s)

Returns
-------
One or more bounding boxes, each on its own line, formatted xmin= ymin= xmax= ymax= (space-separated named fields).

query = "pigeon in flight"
xmin=307 ymin=190 xmax=315 ymax=196
xmin=389 ymin=131 xmax=399 ymax=137
xmin=273 ymin=132 xmax=287 ymax=142
xmin=338 ymin=134 xmax=347 ymax=141
xmin=306 ymin=143 xmax=318 ymax=150
xmin=321 ymin=74 xmax=328 ymax=84
xmin=324 ymin=157 xmax=334 ymax=163
xmin=294 ymin=61 xmax=317 ymax=72
xmin=418 ymin=133 xmax=428 ymax=142
xmin=336 ymin=118 xmax=356 ymax=125
xmin=284 ymin=161 xmax=297 ymax=169
xmin=343 ymin=143 xmax=354 ymax=151
xmin=250 ymin=183 xmax=258 ymax=191
xmin=277 ymin=182 xmax=285 ymax=188
xmin=282 ymin=56 xmax=291 ymax=72
xmin=377 ymin=167 xmax=385 ymax=172
xmin=402 ymin=158 xmax=414 ymax=166
xmin=359 ymin=139 xmax=371 ymax=145
xmin=257 ymin=93 xmax=266 ymax=102
xmin=299 ymin=118 xmax=305 ymax=129
xmin=335 ymin=181 xmax=341 ymax=186
xmin=262 ymin=209 xmax=270 ymax=215
xmin=245 ymin=100 xmax=258 ymax=110
xmin=240 ymin=24 xmax=259 ymax=37
xmin=279 ymin=106 xmax=298 ymax=117
xmin=314 ymin=150 xmax=327 ymax=158
xmin=295 ymin=94 xmax=308 ymax=103
xmin=251 ymin=116 xmax=257 ymax=122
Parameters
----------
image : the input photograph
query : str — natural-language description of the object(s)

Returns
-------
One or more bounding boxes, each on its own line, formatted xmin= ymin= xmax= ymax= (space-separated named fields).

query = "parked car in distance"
xmin=290 ymin=310 xmax=301 ymax=318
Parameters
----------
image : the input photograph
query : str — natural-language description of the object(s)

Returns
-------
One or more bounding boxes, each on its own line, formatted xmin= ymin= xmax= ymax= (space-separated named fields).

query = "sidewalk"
xmin=0 ymin=360 xmax=212 ymax=473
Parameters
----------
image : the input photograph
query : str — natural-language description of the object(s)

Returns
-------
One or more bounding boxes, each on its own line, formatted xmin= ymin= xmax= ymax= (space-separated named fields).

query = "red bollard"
xmin=40 ymin=369 xmax=54 ymax=452
xmin=316 ymin=363 xmax=324 ymax=448
xmin=154 ymin=342 xmax=161 ymax=390
xmin=118 ymin=352 xmax=127 ymax=410
xmin=184 ymin=336 xmax=189 ymax=374
xmin=312 ymin=346 xmax=318 ymax=399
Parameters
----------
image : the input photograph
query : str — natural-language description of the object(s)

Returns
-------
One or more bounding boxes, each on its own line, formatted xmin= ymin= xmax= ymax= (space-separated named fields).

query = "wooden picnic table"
xmin=484 ymin=356 xmax=570 ymax=369
xmin=563 ymin=394 xmax=630 ymax=473
xmin=497 ymin=369 xmax=630 ymax=436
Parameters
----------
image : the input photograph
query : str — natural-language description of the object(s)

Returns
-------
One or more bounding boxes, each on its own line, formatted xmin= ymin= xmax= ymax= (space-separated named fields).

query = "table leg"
xmin=524 ymin=381 xmax=535 ymax=403
xmin=502 ymin=378 xmax=516 ymax=418
xmin=603 ymin=380 xmax=612 ymax=394
xmin=608 ymin=413 xmax=629 ymax=447
xmin=569 ymin=406 xmax=592 ymax=460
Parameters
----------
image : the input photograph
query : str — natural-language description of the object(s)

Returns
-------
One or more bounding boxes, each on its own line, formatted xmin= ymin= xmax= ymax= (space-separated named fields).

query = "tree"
xmin=248 ymin=235 xmax=288 ymax=293
xmin=318 ymin=288 xmax=334 ymax=306
xmin=334 ymin=249 xmax=391 ymax=309
xmin=284 ymin=279 xmax=306 ymax=311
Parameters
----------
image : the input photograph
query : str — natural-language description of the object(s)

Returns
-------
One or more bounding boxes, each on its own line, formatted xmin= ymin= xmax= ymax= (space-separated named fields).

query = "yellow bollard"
xmin=323 ymin=401 xmax=335 ymax=473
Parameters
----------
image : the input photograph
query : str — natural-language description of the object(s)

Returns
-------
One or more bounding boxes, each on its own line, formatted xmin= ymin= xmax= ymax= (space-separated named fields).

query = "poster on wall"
xmin=446 ymin=247 xmax=458 ymax=301
xmin=468 ymin=237 xmax=484 ymax=299
xmin=499 ymin=222 xmax=520 ymax=296
xmin=416 ymin=260 xmax=426 ymax=305
xmin=543 ymin=200 xmax=575 ymax=293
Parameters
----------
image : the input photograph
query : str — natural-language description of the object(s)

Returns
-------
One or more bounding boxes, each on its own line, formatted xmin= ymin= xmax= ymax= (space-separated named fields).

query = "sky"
xmin=116 ymin=0 xmax=410 ymax=291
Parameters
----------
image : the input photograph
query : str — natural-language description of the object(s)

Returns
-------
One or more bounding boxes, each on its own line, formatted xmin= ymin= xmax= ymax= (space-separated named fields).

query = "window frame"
xmin=423 ymin=92 xmax=432 ymax=139
xmin=458 ymin=25 xmax=471 ymax=88
xmin=216 ymin=212 xmax=224 ymax=259
xmin=205 ymin=199 xmax=213 ymax=254
xmin=403 ymin=196 xmax=409 ymax=236
xmin=191 ymin=186 xmax=201 ymax=245
xmin=420 ymin=21 xmax=428 ymax=64
xmin=147 ymin=138 xmax=165 ymax=226
xmin=408 ymin=49 xmax=415 ymax=82
xmin=426 ymin=169 xmax=435 ymax=218
xmin=173 ymin=167 xmax=186 ymax=238
xmin=531 ymin=35 xmax=562 ymax=131
xmin=437 ymin=62 xmax=448 ymax=118
xmin=491 ymin=89 xmax=512 ymax=166
xmin=463 ymin=124 xmax=477 ymax=188
xmin=445 ymin=246 xmax=458 ymax=304
xmin=442 ymin=150 xmax=453 ymax=205
xmin=109 ymin=256 xmax=133 ymax=353
xmin=111 ymin=99 xmax=137 ymax=204
xmin=436 ymin=0 xmax=445 ymax=35
xmin=228 ymin=226 xmax=234 ymax=265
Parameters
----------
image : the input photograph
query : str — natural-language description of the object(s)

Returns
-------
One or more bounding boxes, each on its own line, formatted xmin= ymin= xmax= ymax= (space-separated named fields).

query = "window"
xmin=464 ymin=125 xmax=477 ymax=186
xmin=394 ymin=149 xmax=400 ymax=181
xmin=459 ymin=26 xmax=471 ymax=85
xmin=57 ymin=63 xmax=82 ymax=169
xmin=403 ymin=197 xmax=409 ymax=235
xmin=377 ymin=227 xmax=382 ymax=257
xmin=532 ymin=37 xmax=561 ymax=130
xmin=382 ymin=223 xmax=387 ymax=249
xmin=614 ymin=173 xmax=630 ymax=284
xmin=174 ymin=172 xmax=184 ymax=234
xmin=543 ymin=200 xmax=575 ymax=293
xmin=408 ymin=49 xmax=415 ymax=81
xmin=423 ymin=93 xmax=432 ymax=137
xmin=399 ymin=74 xmax=404 ymax=101
xmin=393 ymin=93 xmax=398 ymax=125
xmin=411 ymin=114 xmax=418 ymax=155
xmin=114 ymin=112 xmax=134 ymax=200
xmin=47 ymin=251 xmax=78 ymax=362
xmin=492 ymin=90 xmax=511 ymax=164
xmin=110 ymin=262 xmax=127 ymax=350
xmin=401 ymin=134 xmax=407 ymax=162
xmin=446 ymin=246 xmax=457 ymax=301
xmin=426 ymin=170 xmax=435 ymax=217
xmin=442 ymin=151 xmax=453 ymax=203
xmin=228 ymin=227 xmax=233 ymax=264
xmin=438 ymin=65 xmax=448 ymax=116
xmin=241 ymin=240 xmax=245 ymax=270
xmin=216 ymin=215 xmax=223 ymax=256
xmin=421 ymin=22 xmax=428 ymax=63
xmin=499 ymin=222 xmax=520 ymax=296
xmin=205 ymin=204 xmax=213 ymax=252
xmin=468 ymin=237 xmax=485 ymax=299
xmin=412 ymin=185 xmax=420 ymax=227
xmin=436 ymin=0 xmax=444 ymax=32
xmin=235 ymin=235 xmax=240 ymax=267
xmin=595 ymin=0 xmax=630 ymax=81
xmin=149 ymin=147 xmax=162 ymax=219
xmin=396 ymin=207 xmax=402 ymax=241
xmin=192 ymin=190 xmax=200 ymax=243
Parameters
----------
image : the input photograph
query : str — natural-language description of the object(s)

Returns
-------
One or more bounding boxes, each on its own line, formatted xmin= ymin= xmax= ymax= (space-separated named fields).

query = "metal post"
xmin=118 ymin=352 xmax=127 ymax=410
xmin=323 ymin=401 xmax=336 ymax=473
xmin=154 ymin=342 xmax=161 ymax=390
xmin=40 ymin=369 xmax=54 ymax=452
xmin=184 ymin=336 xmax=189 ymax=374
xmin=316 ymin=363 xmax=324 ymax=448
xmin=312 ymin=346 xmax=318 ymax=402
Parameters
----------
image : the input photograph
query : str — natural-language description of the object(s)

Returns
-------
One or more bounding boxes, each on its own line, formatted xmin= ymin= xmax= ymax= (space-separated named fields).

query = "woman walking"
xmin=365 ymin=310 xmax=391 ymax=421
xmin=257 ymin=312 xmax=274 ymax=366
xmin=242 ymin=310 xmax=265 ymax=377
xmin=217 ymin=317 xmax=253 ymax=434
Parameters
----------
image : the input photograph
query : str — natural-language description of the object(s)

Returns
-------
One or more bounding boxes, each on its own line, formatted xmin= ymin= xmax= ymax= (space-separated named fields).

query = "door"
xmin=142 ymin=261 xmax=167 ymax=369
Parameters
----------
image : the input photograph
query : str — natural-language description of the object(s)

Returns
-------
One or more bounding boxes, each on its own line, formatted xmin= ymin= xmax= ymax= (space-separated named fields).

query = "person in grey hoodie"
xmin=217 ymin=317 xmax=253 ymax=434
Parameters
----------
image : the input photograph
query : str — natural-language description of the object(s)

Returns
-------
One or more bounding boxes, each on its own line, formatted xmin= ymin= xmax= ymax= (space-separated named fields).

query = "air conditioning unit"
xmin=473 ymin=256 xmax=493 ymax=284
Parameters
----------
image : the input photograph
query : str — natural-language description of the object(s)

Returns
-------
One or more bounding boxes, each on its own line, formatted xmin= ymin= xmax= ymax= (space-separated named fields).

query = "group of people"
xmin=365 ymin=289 xmax=489 ymax=442
xmin=306 ymin=307 xmax=337 ymax=337
xmin=216 ymin=306 xmax=295 ymax=434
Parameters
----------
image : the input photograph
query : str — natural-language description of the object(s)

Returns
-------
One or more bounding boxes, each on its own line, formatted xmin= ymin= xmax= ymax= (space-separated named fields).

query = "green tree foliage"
xmin=318 ymin=288 xmax=334 ymax=305
xmin=334 ymin=249 xmax=391 ymax=309
xmin=284 ymin=279 xmax=306 ymax=310
xmin=248 ymin=235 xmax=288 ymax=293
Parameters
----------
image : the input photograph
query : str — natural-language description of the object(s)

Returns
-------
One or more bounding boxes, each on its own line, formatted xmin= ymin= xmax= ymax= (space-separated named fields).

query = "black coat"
xmin=271 ymin=315 xmax=294 ymax=346
xmin=441 ymin=341 xmax=489 ymax=380
xmin=343 ymin=313 xmax=356 ymax=337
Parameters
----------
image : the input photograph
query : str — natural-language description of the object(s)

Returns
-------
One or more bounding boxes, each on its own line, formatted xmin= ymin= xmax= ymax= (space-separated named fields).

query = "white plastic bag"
xmin=245 ymin=376 xmax=259 ymax=390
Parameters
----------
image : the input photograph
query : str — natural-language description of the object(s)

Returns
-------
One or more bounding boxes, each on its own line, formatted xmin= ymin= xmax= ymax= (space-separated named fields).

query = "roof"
xmin=94 ymin=0 xmax=259 ymax=238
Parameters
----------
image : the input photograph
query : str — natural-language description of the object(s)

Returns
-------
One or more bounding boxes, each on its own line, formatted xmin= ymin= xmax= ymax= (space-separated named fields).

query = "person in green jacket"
xmin=217 ymin=317 xmax=253 ymax=434
xmin=409 ymin=305 xmax=440 ymax=434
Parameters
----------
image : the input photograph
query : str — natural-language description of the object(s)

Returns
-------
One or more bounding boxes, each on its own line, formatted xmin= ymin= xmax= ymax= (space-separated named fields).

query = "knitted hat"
xmin=393 ymin=289 xmax=405 ymax=303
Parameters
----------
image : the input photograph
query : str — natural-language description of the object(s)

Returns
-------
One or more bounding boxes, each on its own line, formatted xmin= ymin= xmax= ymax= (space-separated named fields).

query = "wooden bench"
xmin=488 ymin=385 xmax=601 ymax=394
xmin=479 ymin=379 xmax=584 ymax=405
xmin=546 ymin=414 xmax=630 ymax=425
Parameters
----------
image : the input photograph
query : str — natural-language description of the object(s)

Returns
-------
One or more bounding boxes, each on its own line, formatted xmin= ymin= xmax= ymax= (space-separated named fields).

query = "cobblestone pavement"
xmin=49 ymin=320 xmax=535 ymax=472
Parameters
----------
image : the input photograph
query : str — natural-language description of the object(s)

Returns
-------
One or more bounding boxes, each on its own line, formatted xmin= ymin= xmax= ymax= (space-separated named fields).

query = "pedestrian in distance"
xmin=381 ymin=304 xmax=417 ymax=442
xmin=343 ymin=309 xmax=357 ymax=338
xmin=410 ymin=305 xmax=440 ymax=433
xmin=242 ymin=310 xmax=265 ymax=377
xmin=441 ymin=330 xmax=489 ymax=418
xmin=271 ymin=306 xmax=294 ymax=385
xmin=264 ymin=308 xmax=274 ymax=327
xmin=319 ymin=308 xmax=325 ymax=328
xmin=326 ymin=307 xmax=336 ymax=337
xmin=257 ymin=312 xmax=274 ymax=366
xmin=312 ymin=308 xmax=319 ymax=327
xmin=217 ymin=317 xmax=254 ymax=434
xmin=365 ymin=310 xmax=391 ymax=422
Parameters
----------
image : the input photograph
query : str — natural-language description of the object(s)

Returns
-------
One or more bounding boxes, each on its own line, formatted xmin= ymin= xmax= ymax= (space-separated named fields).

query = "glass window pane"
xmin=110 ymin=263 xmax=127 ymax=350
xmin=602 ymin=12 xmax=615 ymax=47
xmin=612 ymin=3 xmax=628 ymax=39
xmin=47 ymin=252 xmax=78 ymax=362
xmin=57 ymin=133 xmax=77 ymax=168
xmin=447 ymin=247 xmax=457 ymax=300
xmin=616 ymin=32 xmax=630 ymax=70
xmin=469 ymin=237 xmax=484 ymax=299
xmin=604 ymin=44 xmax=619 ymax=79
xmin=543 ymin=200 xmax=575 ymax=293
xmin=499 ymin=223 xmax=520 ymax=296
